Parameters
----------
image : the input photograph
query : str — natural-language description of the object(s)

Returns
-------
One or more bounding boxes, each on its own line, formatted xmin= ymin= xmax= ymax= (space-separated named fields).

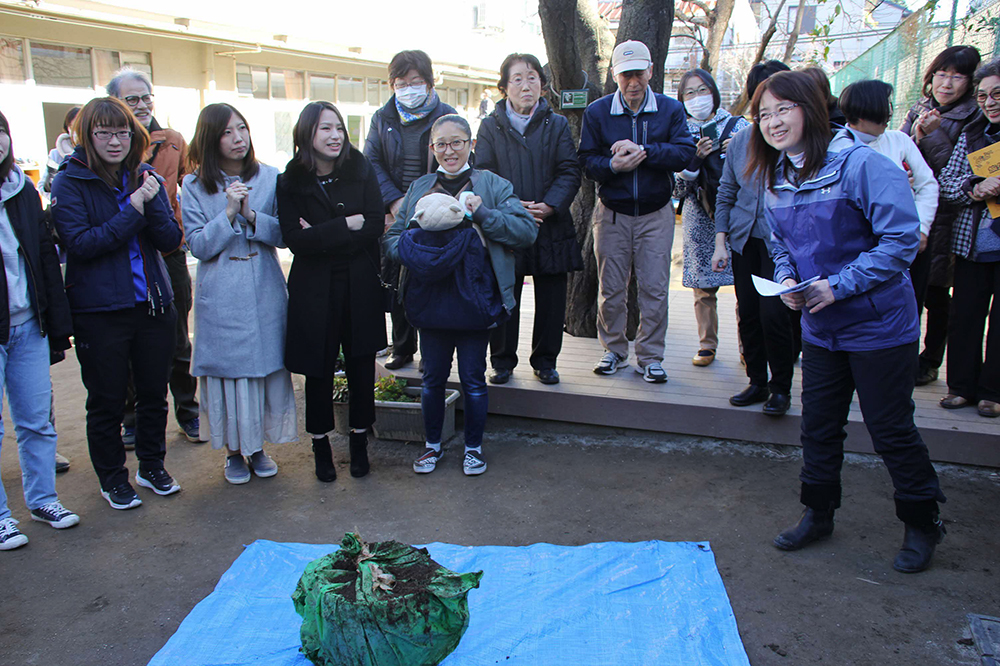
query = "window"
xmin=271 ymin=69 xmax=304 ymax=100
xmin=346 ymin=115 xmax=364 ymax=148
xmin=94 ymin=49 xmax=153 ymax=87
xmin=310 ymin=74 xmax=335 ymax=102
xmin=0 ymin=37 xmax=24 ymax=83
xmin=274 ymin=111 xmax=294 ymax=156
xmin=787 ymin=5 xmax=817 ymax=33
xmin=236 ymin=64 xmax=253 ymax=95
xmin=368 ymin=79 xmax=382 ymax=106
xmin=251 ymin=67 xmax=269 ymax=99
xmin=338 ymin=76 xmax=364 ymax=104
xmin=458 ymin=88 xmax=469 ymax=110
xmin=447 ymin=88 xmax=459 ymax=108
xmin=30 ymin=42 xmax=92 ymax=88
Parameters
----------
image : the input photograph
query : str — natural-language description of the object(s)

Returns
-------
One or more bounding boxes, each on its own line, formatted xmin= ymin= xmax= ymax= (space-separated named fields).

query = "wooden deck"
xmin=380 ymin=276 xmax=998 ymax=469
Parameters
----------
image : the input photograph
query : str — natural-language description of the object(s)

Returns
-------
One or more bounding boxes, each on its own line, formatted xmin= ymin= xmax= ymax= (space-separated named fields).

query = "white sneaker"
xmin=0 ymin=518 xmax=28 ymax=550
xmin=413 ymin=447 xmax=442 ymax=474
xmin=30 ymin=501 xmax=80 ymax=529
xmin=594 ymin=351 xmax=627 ymax=375
xmin=463 ymin=450 xmax=487 ymax=476
xmin=636 ymin=361 xmax=668 ymax=383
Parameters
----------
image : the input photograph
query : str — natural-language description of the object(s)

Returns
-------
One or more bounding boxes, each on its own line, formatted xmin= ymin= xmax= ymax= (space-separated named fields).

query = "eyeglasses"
xmin=933 ymin=72 xmax=968 ymax=84
xmin=93 ymin=130 xmax=133 ymax=141
xmin=431 ymin=139 xmax=469 ymax=153
xmin=754 ymin=103 xmax=799 ymax=124
xmin=393 ymin=80 xmax=425 ymax=90
xmin=683 ymin=86 xmax=711 ymax=98
xmin=123 ymin=94 xmax=154 ymax=107
xmin=976 ymin=89 xmax=1000 ymax=103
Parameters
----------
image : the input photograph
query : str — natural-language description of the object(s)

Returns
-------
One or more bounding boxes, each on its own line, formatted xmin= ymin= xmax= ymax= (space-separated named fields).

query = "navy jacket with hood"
xmin=578 ymin=89 xmax=696 ymax=216
xmin=50 ymin=147 xmax=182 ymax=314
xmin=767 ymin=130 xmax=921 ymax=352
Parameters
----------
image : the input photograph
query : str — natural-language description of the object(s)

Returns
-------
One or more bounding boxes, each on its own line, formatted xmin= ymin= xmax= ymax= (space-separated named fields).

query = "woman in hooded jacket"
xmin=746 ymin=71 xmax=946 ymax=574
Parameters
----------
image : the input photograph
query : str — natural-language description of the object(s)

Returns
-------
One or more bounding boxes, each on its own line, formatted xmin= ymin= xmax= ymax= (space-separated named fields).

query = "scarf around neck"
xmin=396 ymin=90 xmax=440 ymax=126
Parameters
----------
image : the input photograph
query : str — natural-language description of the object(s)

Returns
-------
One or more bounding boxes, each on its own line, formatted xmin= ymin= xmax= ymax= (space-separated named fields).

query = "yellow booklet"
xmin=967 ymin=143 xmax=1000 ymax=219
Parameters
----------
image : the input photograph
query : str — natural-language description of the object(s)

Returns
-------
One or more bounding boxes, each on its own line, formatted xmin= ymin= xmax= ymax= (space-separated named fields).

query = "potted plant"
xmin=331 ymin=375 xmax=460 ymax=442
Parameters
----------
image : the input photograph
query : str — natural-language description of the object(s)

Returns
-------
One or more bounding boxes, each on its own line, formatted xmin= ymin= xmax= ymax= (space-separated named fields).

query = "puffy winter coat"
xmin=901 ymin=96 xmax=981 ymax=286
xmin=474 ymin=97 xmax=582 ymax=275
xmin=768 ymin=130 xmax=921 ymax=352
xmin=578 ymin=89 xmax=696 ymax=216
xmin=383 ymin=170 xmax=538 ymax=314
xmin=50 ymin=148 xmax=181 ymax=314
xmin=363 ymin=96 xmax=457 ymax=209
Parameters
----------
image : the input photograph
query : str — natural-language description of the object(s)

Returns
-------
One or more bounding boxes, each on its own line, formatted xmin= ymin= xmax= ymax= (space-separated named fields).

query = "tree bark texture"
xmin=783 ymin=0 xmax=809 ymax=63
xmin=701 ymin=0 xmax=737 ymax=73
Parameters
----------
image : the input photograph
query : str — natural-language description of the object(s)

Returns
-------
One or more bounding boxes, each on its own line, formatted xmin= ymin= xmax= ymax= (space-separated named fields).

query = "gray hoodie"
xmin=0 ymin=165 xmax=34 ymax=326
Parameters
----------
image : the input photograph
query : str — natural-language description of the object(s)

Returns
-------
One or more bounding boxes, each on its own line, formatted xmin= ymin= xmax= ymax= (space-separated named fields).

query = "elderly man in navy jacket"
xmin=579 ymin=40 xmax=696 ymax=383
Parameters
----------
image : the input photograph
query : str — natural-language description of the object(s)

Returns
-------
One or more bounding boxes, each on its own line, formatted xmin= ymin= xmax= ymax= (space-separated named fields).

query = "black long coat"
xmin=277 ymin=149 xmax=387 ymax=376
xmin=475 ymin=97 xmax=583 ymax=276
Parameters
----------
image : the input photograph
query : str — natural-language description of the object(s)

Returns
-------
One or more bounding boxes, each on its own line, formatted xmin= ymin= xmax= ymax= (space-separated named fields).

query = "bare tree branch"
xmin=686 ymin=0 xmax=713 ymax=16
xmin=784 ymin=0 xmax=808 ymax=62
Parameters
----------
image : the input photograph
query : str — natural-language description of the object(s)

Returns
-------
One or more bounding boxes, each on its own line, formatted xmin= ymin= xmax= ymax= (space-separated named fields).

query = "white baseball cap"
xmin=612 ymin=40 xmax=652 ymax=76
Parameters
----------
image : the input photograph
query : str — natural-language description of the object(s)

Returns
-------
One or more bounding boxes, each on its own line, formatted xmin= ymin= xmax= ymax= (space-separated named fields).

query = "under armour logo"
xmin=820 ymin=187 xmax=832 ymax=195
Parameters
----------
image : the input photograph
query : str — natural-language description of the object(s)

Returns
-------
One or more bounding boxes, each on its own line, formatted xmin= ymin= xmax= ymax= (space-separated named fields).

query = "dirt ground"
xmin=0 ymin=355 xmax=998 ymax=666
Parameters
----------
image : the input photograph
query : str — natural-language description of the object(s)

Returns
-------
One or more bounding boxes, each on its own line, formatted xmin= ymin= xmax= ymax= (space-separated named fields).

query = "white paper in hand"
xmin=751 ymin=274 xmax=820 ymax=296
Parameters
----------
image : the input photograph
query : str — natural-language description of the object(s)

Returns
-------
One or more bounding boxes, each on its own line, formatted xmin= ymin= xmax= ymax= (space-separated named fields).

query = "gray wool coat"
xmin=182 ymin=164 xmax=288 ymax=378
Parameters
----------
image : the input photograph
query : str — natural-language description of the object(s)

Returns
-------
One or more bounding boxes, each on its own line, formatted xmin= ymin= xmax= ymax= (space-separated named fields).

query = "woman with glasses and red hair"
xmin=50 ymin=97 xmax=183 ymax=511
xmin=746 ymin=71 xmax=946 ymax=573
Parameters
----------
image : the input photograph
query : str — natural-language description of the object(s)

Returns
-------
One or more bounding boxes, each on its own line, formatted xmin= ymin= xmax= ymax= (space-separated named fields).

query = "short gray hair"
xmin=106 ymin=67 xmax=153 ymax=98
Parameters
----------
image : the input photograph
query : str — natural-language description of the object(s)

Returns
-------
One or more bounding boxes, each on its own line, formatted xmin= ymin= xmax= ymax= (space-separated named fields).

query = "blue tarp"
xmin=149 ymin=539 xmax=750 ymax=666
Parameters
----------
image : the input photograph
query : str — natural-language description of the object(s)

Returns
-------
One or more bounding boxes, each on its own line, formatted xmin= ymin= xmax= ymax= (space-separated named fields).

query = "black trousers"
xmin=798 ymin=341 xmax=944 ymax=513
xmin=947 ymin=256 xmax=1000 ymax=403
xmin=489 ymin=272 xmax=567 ymax=372
xmin=304 ymin=267 xmax=376 ymax=434
xmin=123 ymin=250 xmax=199 ymax=427
xmin=909 ymin=248 xmax=950 ymax=371
xmin=383 ymin=259 xmax=417 ymax=357
xmin=74 ymin=304 xmax=176 ymax=490
xmin=731 ymin=238 xmax=795 ymax=393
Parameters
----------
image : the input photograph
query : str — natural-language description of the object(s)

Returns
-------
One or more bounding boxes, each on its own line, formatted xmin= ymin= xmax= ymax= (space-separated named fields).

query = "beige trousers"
xmin=693 ymin=287 xmax=719 ymax=351
xmin=593 ymin=201 xmax=675 ymax=367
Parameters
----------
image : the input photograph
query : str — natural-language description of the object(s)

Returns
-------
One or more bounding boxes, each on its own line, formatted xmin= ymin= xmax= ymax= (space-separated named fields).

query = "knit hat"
xmin=411 ymin=192 xmax=466 ymax=231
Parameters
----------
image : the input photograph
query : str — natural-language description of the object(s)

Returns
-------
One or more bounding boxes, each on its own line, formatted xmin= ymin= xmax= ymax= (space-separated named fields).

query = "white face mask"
xmin=684 ymin=95 xmax=715 ymax=121
xmin=396 ymin=85 xmax=429 ymax=109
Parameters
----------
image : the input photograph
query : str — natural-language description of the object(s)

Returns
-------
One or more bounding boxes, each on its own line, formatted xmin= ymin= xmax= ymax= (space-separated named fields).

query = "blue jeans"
xmin=420 ymin=328 xmax=490 ymax=448
xmin=0 ymin=318 xmax=59 ymax=521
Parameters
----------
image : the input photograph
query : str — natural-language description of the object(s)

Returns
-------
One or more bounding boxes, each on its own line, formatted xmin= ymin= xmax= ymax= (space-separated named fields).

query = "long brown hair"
xmin=187 ymin=103 xmax=259 ymax=194
xmin=72 ymin=97 xmax=150 ymax=189
xmin=291 ymin=101 xmax=352 ymax=173
xmin=745 ymin=71 xmax=832 ymax=190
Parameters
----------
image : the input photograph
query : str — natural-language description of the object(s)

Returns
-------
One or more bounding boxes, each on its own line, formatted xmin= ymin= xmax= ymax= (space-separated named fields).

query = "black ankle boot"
xmin=349 ymin=430 xmax=370 ymax=478
xmin=312 ymin=436 xmax=336 ymax=483
xmin=773 ymin=507 xmax=835 ymax=551
xmin=893 ymin=521 xmax=945 ymax=573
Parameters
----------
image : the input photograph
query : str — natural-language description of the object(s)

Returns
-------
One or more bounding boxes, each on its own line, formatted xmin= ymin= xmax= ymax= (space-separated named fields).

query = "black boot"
xmin=893 ymin=522 xmax=946 ymax=573
xmin=312 ymin=436 xmax=336 ymax=483
xmin=893 ymin=499 xmax=945 ymax=573
xmin=773 ymin=507 xmax=835 ymax=550
xmin=349 ymin=430 xmax=370 ymax=478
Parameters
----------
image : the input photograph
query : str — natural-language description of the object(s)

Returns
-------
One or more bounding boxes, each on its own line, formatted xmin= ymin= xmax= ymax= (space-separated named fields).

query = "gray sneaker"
xmin=248 ymin=450 xmax=278 ymax=478
xmin=224 ymin=455 xmax=251 ymax=485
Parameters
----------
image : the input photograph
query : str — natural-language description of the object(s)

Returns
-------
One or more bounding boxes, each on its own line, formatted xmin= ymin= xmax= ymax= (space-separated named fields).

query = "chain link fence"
xmin=830 ymin=0 xmax=1000 ymax=127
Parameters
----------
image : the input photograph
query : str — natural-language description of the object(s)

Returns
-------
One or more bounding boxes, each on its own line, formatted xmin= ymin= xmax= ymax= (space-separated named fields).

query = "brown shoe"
xmin=940 ymin=394 xmax=970 ymax=410
xmin=692 ymin=349 xmax=716 ymax=366
xmin=977 ymin=400 xmax=1000 ymax=417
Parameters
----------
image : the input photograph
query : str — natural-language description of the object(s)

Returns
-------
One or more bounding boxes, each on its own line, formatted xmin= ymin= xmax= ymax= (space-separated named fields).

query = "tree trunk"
xmin=701 ymin=0 xmax=737 ymax=72
xmin=729 ymin=0 xmax=790 ymax=116
xmin=610 ymin=0 xmax=674 ymax=94
xmin=539 ymin=0 xmax=615 ymax=338
xmin=783 ymin=0 xmax=809 ymax=63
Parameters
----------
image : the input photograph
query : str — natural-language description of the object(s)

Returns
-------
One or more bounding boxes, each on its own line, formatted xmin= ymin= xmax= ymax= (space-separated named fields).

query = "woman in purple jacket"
xmin=746 ymin=72 xmax=945 ymax=573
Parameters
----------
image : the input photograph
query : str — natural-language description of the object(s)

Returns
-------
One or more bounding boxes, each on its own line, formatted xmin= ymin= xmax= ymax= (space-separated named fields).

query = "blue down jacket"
xmin=767 ymin=130 xmax=920 ymax=352
xmin=397 ymin=224 xmax=506 ymax=330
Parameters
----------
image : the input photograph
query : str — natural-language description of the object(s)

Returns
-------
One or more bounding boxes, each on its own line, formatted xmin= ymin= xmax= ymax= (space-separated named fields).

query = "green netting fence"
xmin=830 ymin=0 xmax=1000 ymax=127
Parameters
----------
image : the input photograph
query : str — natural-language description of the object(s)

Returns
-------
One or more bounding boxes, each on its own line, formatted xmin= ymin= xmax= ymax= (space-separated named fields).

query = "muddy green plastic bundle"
xmin=292 ymin=533 xmax=483 ymax=666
